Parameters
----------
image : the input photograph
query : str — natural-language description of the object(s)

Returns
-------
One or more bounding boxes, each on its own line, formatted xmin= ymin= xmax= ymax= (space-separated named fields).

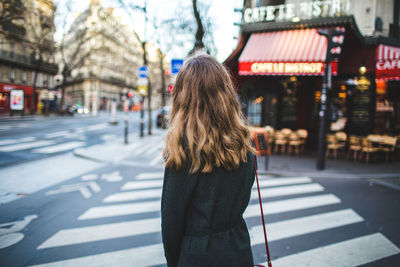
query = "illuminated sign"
xmin=376 ymin=60 xmax=400 ymax=80
xmin=239 ymin=62 xmax=325 ymax=75
xmin=243 ymin=0 xmax=350 ymax=24
xmin=10 ymin=90 xmax=24 ymax=111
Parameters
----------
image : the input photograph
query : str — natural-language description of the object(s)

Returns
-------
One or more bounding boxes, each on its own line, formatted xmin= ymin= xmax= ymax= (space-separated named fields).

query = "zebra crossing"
xmin=0 ymin=123 xmax=111 ymax=155
xmin=30 ymin=172 xmax=400 ymax=266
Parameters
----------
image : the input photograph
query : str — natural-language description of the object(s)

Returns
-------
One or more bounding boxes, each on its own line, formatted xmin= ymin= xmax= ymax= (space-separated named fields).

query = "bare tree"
xmin=24 ymin=4 xmax=56 ymax=115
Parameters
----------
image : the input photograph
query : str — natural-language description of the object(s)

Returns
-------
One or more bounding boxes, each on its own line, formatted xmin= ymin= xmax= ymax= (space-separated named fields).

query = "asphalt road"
xmin=0 ymin=112 xmax=153 ymax=167
xmin=0 ymin=115 xmax=399 ymax=266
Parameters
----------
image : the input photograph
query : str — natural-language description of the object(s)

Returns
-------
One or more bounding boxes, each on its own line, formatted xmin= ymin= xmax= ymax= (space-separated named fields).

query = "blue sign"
xmin=137 ymin=65 xmax=149 ymax=78
xmin=171 ymin=59 xmax=184 ymax=75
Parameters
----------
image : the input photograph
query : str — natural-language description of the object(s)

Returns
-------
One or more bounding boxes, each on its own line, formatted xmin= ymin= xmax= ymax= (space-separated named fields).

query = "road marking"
xmin=244 ymin=194 xmax=340 ymax=218
xmin=0 ymin=136 xmax=36 ymax=146
xmin=78 ymin=200 xmax=161 ymax=220
xmin=250 ymin=183 xmax=324 ymax=200
xmin=101 ymin=171 xmax=123 ymax=182
xmin=263 ymin=233 xmax=400 ymax=267
xmin=250 ymin=209 xmax=363 ymax=245
xmin=86 ymin=123 xmax=108 ymax=131
xmin=45 ymin=131 xmax=70 ymax=138
xmin=0 ymin=214 xmax=38 ymax=249
xmin=130 ymin=141 xmax=159 ymax=156
xmin=93 ymin=193 xmax=339 ymax=220
xmin=37 ymin=218 xmax=161 ymax=249
xmin=0 ymin=125 xmax=11 ymax=131
xmin=144 ymin=141 xmax=164 ymax=155
xmin=30 ymin=244 xmax=166 ymax=267
xmin=121 ymin=180 xmax=163 ymax=191
xmin=135 ymin=172 xmax=164 ymax=180
xmin=256 ymin=177 xmax=312 ymax=188
xmin=32 ymin=142 xmax=86 ymax=154
xmin=46 ymin=182 xmax=101 ymax=199
xmin=81 ymin=174 xmax=99 ymax=181
xmin=0 ymin=140 xmax=56 ymax=152
xmin=103 ymin=188 xmax=163 ymax=203
xmin=149 ymin=151 xmax=163 ymax=166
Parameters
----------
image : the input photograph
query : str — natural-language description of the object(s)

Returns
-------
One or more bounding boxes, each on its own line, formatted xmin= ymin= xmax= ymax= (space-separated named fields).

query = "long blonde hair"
xmin=163 ymin=54 xmax=255 ymax=173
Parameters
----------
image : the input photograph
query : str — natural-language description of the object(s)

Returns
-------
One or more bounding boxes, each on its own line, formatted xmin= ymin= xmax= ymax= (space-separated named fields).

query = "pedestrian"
xmin=162 ymin=54 xmax=257 ymax=267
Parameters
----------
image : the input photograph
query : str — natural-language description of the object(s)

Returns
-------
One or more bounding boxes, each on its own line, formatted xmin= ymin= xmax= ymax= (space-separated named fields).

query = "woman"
xmin=162 ymin=54 xmax=256 ymax=267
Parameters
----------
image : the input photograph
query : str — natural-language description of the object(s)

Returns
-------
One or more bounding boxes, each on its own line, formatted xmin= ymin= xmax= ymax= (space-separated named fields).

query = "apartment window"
xmin=10 ymin=43 xmax=14 ymax=59
xmin=22 ymin=70 xmax=27 ymax=84
xmin=15 ymin=69 xmax=21 ymax=83
xmin=9 ymin=68 xmax=15 ymax=82
xmin=27 ymin=71 xmax=32 ymax=84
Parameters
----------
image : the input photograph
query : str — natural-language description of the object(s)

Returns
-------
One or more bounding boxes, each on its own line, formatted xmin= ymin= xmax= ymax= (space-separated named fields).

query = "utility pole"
xmin=316 ymin=28 xmax=345 ymax=170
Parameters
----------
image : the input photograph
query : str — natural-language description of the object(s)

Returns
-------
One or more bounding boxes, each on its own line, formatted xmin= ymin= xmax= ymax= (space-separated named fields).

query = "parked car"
xmin=157 ymin=106 xmax=170 ymax=128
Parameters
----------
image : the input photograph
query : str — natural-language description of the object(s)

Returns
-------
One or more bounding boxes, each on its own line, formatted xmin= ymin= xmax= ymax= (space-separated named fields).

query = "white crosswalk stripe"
xmin=0 ymin=140 xmax=56 ymax=152
xmin=34 ymin=174 xmax=400 ymax=267
xmin=32 ymin=142 xmax=86 ymax=154
xmin=262 ymin=233 xmax=400 ymax=267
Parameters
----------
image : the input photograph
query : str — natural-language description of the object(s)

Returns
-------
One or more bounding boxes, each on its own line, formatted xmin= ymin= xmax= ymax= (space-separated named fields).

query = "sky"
xmin=55 ymin=0 xmax=244 ymax=62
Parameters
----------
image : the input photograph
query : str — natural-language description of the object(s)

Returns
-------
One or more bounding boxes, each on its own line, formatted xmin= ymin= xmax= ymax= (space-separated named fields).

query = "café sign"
xmin=244 ymin=0 xmax=350 ymax=24
xmin=239 ymin=61 xmax=329 ymax=75
xmin=376 ymin=59 xmax=400 ymax=80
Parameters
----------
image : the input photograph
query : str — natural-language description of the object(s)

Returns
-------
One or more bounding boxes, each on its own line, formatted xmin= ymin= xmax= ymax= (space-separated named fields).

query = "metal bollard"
xmin=124 ymin=116 xmax=128 ymax=144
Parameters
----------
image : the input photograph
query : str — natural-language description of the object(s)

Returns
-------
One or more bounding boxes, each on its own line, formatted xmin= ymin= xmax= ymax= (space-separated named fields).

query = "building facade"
xmin=59 ymin=0 xmax=166 ymax=113
xmin=0 ymin=0 xmax=58 ymax=115
xmin=226 ymin=0 xmax=400 ymax=146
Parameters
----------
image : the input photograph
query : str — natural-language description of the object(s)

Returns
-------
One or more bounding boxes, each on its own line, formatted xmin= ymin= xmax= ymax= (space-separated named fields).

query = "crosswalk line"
xmin=78 ymin=200 xmax=161 ymax=220
xmin=149 ymin=152 xmax=163 ymax=166
xmin=121 ymin=180 xmax=163 ymax=191
xmin=0 ymin=140 xmax=56 ymax=152
xmin=37 ymin=218 xmax=161 ymax=249
xmin=249 ymin=209 xmax=363 ymax=245
xmin=32 ymin=142 xmax=86 ymax=154
xmin=144 ymin=141 xmax=164 ymax=155
xmin=250 ymin=183 xmax=324 ymax=200
xmin=130 ymin=141 xmax=159 ymax=156
xmin=244 ymin=194 xmax=340 ymax=218
xmin=30 ymin=244 xmax=165 ymax=267
xmin=135 ymin=172 xmax=164 ymax=180
xmin=45 ymin=131 xmax=70 ymax=138
xmin=86 ymin=123 xmax=108 ymax=131
xmin=263 ymin=233 xmax=400 ymax=267
xmin=85 ymin=193 xmax=339 ymax=221
xmin=256 ymin=177 xmax=312 ymax=187
xmin=103 ymin=188 xmax=163 ymax=203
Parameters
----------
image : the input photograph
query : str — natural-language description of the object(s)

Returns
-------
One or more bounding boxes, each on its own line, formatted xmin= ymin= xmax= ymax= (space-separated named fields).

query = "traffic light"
xmin=318 ymin=27 xmax=345 ymax=62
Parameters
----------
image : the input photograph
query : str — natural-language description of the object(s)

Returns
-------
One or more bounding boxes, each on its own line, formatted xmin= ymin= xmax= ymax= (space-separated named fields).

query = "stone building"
xmin=0 ymin=0 xmax=58 ymax=115
xmin=58 ymin=0 xmax=166 ymax=113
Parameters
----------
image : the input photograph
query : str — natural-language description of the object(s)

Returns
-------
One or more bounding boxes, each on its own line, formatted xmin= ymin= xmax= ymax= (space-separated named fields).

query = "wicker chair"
xmin=296 ymin=129 xmax=308 ymax=153
xmin=347 ymin=135 xmax=361 ymax=161
xmin=274 ymin=131 xmax=288 ymax=154
xmin=288 ymin=133 xmax=301 ymax=156
xmin=378 ymin=136 xmax=398 ymax=162
xmin=360 ymin=137 xmax=379 ymax=163
xmin=326 ymin=134 xmax=345 ymax=159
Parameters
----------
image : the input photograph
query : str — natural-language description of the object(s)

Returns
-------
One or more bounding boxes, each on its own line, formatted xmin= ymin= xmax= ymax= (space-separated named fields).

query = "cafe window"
xmin=248 ymin=96 xmax=263 ymax=126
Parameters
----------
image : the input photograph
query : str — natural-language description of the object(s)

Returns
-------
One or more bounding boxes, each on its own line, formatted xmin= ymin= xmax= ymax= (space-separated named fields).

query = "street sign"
xmin=171 ymin=59 xmax=184 ymax=75
xmin=137 ymin=65 xmax=149 ymax=78
xmin=137 ymin=78 xmax=148 ymax=86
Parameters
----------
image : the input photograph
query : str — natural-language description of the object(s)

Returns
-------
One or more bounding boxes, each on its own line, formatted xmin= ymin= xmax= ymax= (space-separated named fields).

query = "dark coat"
xmin=161 ymin=151 xmax=256 ymax=267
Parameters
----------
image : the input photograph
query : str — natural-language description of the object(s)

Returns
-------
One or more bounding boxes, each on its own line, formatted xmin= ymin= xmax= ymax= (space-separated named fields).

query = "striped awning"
xmin=238 ymin=29 xmax=334 ymax=76
xmin=376 ymin=44 xmax=400 ymax=81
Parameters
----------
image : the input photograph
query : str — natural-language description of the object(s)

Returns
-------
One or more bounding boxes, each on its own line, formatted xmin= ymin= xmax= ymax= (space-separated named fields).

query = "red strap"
xmin=254 ymin=155 xmax=272 ymax=267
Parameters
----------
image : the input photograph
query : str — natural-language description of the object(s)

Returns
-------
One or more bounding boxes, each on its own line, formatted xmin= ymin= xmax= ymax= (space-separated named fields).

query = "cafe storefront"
xmin=225 ymin=6 xmax=400 ymax=146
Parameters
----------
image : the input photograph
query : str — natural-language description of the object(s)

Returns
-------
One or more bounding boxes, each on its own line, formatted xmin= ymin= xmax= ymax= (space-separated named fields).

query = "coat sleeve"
xmin=161 ymin=166 xmax=199 ymax=267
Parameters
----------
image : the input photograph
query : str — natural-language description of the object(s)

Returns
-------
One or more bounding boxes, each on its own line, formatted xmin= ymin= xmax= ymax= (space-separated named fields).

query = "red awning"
xmin=376 ymin=44 xmax=400 ymax=81
xmin=238 ymin=28 xmax=339 ymax=76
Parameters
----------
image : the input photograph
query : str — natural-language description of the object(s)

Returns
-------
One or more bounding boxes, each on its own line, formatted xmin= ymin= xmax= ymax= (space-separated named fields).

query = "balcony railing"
xmin=0 ymin=50 xmax=58 ymax=74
